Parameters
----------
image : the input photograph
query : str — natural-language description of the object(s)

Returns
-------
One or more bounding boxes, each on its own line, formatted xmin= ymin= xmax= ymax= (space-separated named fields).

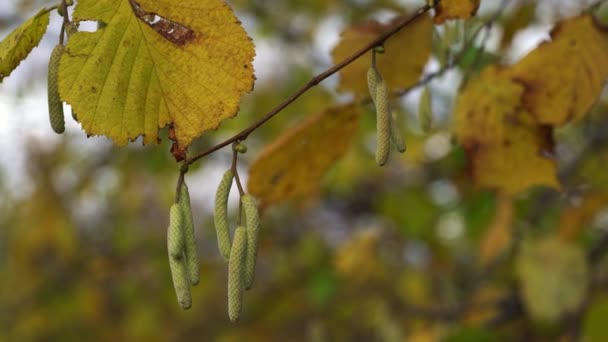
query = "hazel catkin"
xmin=242 ymin=194 xmax=260 ymax=290
xmin=367 ymin=66 xmax=380 ymax=102
xmin=168 ymin=253 xmax=192 ymax=310
xmin=179 ymin=183 xmax=199 ymax=286
xmin=390 ymin=111 xmax=406 ymax=153
xmin=228 ymin=226 xmax=247 ymax=322
xmin=167 ymin=204 xmax=184 ymax=260
xmin=419 ymin=86 xmax=433 ymax=133
xmin=214 ymin=169 xmax=234 ymax=261
xmin=47 ymin=44 xmax=65 ymax=134
xmin=375 ymin=80 xmax=391 ymax=166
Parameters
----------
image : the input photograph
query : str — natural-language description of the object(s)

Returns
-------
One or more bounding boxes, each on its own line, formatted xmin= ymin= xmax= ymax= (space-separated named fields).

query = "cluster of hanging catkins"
xmin=167 ymin=155 xmax=260 ymax=322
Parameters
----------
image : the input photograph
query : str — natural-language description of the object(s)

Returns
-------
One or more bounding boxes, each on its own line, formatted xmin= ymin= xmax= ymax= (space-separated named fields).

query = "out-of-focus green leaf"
xmin=443 ymin=327 xmax=500 ymax=342
xmin=583 ymin=295 xmax=608 ymax=342
xmin=516 ymin=237 xmax=588 ymax=322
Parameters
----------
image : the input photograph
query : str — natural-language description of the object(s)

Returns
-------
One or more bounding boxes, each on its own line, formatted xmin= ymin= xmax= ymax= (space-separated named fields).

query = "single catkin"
xmin=367 ymin=66 xmax=380 ymax=102
xmin=242 ymin=194 xmax=260 ymax=290
xmin=167 ymin=204 xmax=184 ymax=260
xmin=419 ymin=86 xmax=433 ymax=133
xmin=390 ymin=111 xmax=406 ymax=153
xmin=214 ymin=169 xmax=234 ymax=261
xmin=179 ymin=183 xmax=200 ymax=286
xmin=47 ymin=44 xmax=65 ymax=134
xmin=168 ymin=253 xmax=192 ymax=310
xmin=228 ymin=226 xmax=247 ymax=322
xmin=375 ymin=80 xmax=391 ymax=166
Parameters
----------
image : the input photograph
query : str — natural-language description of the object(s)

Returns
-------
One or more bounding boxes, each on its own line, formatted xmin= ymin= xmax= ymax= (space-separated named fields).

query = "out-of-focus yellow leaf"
xmin=478 ymin=193 xmax=513 ymax=266
xmin=455 ymin=66 xmax=560 ymax=195
xmin=331 ymin=15 xmax=432 ymax=97
xmin=434 ymin=0 xmax=481 ymax=24
xmin=463 ymin=285 xmax=508 ymax=325
xmin=558 ymin=193 xmax=608 ymax=241
xmin=0 ymin=8 xmax=49 ymax=81
xmin=59 ymin=0 xmax=255 ymax=148
xmin=407 ymin=326 xmax=445 ymax=342
xmin=511 ymin=15 xmax=608 ymax=126
xmin=334 ymin=229 xmax=383 ymax=283
xmin=247 ymin=104 xmax=360 ymax=209
xmin=516 ymin=237 xmax=588 ymax=322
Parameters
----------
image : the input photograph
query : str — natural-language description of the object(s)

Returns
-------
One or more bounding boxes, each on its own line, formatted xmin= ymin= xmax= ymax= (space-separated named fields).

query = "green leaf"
xmin=583 ymin=295 xmax=608 ymax=342
xmin=0 ymin=8 xmax=50 ymax=82
xmin=58 ymin=0 xmax=255 ymax=147
xmin=443 ymin=327 xmax=500 ymax=342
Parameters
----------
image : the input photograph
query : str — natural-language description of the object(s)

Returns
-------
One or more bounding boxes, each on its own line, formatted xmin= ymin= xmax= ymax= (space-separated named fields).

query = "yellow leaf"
xmin=59 ymin=0 xmax=255 ymax=147
xmin=478 ymin=193 xmax=513 ymax=266
xmin=334 ymin=229 xmax=382 ymax=282
xmin=516 ymin=237 xmax=588 ymax=322
xmin=247 ymin=104 xmax=360 ymax=209
xmin=0 ymin=9 xmax=50 ymax=81
xmin=434 ymin=0 xmax=481 ymax=24
xmin=511 ymin=15 xmax=608 ymax=126
xmin=464 ymin=285 xmax=508 ymax=324
xmin=455 ymin=66 xmax=560 ymax=195
xmin=331 ymin=15 xmax=432 ymax=97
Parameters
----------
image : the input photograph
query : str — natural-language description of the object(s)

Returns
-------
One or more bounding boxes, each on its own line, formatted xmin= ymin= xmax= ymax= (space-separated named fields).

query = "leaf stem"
xmin=174 ymin=166 xmax=187 ymax=203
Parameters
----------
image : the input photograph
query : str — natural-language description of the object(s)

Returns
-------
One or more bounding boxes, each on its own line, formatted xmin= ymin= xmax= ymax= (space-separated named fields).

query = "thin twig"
xmin=231 ymin=146 xmax=245 ymax=197
xmin=58 ymin=0 xmax=71 ymax=45
xmin=174 ymin=168 xmax=186 ymax=203
xmin=185 ymin=2 xmax=437 ymax=166
xmin=230 ymin=145 xmax=245 ymax=224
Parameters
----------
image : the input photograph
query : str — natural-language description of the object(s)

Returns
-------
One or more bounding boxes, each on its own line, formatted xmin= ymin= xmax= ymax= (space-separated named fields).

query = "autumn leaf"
xmin=0 ymin=8 xmax=50 ymax=82
xmin=516 ymin=237 xmax=588 ymax=322
xmin=455 ymin=66 xmax=560 ymax=195
xmin=511 ymin=15 xmax=608 ymax=126
xmin=332 ymin=15 xmax=432 ymax=97
xmin=58 ymin=0 xmax=255 ymax=148
xmin=247 ymin=104 xmax=361 ymax=209
xmin=434 ymin=0 xmax=481 ymax=24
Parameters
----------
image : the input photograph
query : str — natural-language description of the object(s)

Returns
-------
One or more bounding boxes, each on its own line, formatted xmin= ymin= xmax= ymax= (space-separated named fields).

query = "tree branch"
xmin=185 ymin=1 xmax=437 ymax=166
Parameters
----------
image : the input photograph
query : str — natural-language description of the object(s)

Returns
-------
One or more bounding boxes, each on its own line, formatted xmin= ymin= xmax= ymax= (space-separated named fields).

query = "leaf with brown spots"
xmin=0 ymin=8 xmax=49 ymax=82
xmin=331 ymin=14 xmax=432 ymax=97
xmin=247 ymin=105 xmax=361 ymax=210
xmin=433 ymin=0 xmax=481 ymax=24
xmin=510 ymin=15 xmax=608 ymax=126
xmin=58 ymin=0 xmax=255 ymax=148
xmin=455 ymin=66 xmax=560 ymax=195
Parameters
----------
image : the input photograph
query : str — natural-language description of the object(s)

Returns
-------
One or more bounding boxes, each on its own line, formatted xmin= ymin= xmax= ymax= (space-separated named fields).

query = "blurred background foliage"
xmin=1 ymin=0 xmax=608 ymax=340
